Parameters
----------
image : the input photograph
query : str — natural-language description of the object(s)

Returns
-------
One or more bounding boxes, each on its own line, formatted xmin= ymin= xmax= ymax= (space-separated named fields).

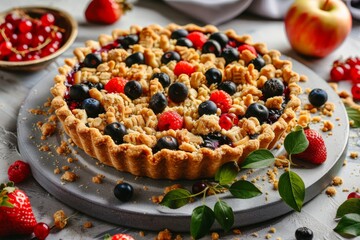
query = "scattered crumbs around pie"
xmin=62 ymin=165 xmax=70 ymax=171
xmin=276 ymin=238 xmax=282 ymax=240
xmin=342 ymin=188 xmax=349 ymax=192
xmin=83 ymin=221 xmax=93 ymax=228
xmin=232 ymin=229 xmax=242 ymax=235
xmin=273 ymin=180 xmax=279 ymax=190
xmin=251 ymin=232 xmax=259 ymax=237
xmin=92 ymin=174 xmax=105 ymax=184
xmin=269 ymin=227 xmax=276 ymax=233
xmin=321 ymin=120 xmax=334 ymax=132
xmin=350 ymin=151 xmax=359 ymax=159
xmin=56 ymin=141 xmax=71 ymax=155
xmin=53 ymin=210 xmax=67 ymax=229
xmin=325 ymin=186 xmax=337 ymax=197
xmin=299 ymin=75 xmax=308 ymax=82
xmin=39 ymin=144 xmax=50 ymax=151
xmin=61 ymin=171 xmax=78 ymax=182
xmin=155 ymin=229 xmax=172 ymax=240
xmin=211 ymin=232 xmax=220 ymax=240
xmin=343 ymin=160 xmax=347 ymax=166
xmin=139 ymin=231 xmax=145 ymax=237
xmin=265 ymin=233 xmax=272 ymax=239
xmin=143 ymin=186 xmax=149 ymax=191
xmin=116 ymin=178 xmax=124 ymax=184
xmin=332 ymin=176 xmax=343 ymax=186
xmin=54 ymin=167 xmax=61 ymax=174
xmin=174 ymin=234 xmax=183 ymax=240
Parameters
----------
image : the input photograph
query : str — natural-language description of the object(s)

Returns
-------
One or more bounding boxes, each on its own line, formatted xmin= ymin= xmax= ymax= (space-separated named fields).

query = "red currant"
xmin=330 ymin=66 xmax=345 ymax=82
xmin=1 ymin=22 xmax=14 ymax=36
xmin=40 ymin=13 xmax=55 ymax=26
xmin=351 ymin=83 xmax=360 ymax=101
xmin=350 ymin=65 xmax=360 ymax=84
xmin=18 ymin=32 xmax=33 ymax=45
xmin=219 ymin=113 xmax=239 ymax=130
xmin=346 ymin=57 xmax=358 ymax=68
xmin=33 ymin=222 xmax=50 ymax=240
xmin=8 ymin=53 xmax=23 ymax=62
xmin=347 ymin=192 xmax=360 ymax=199
xmin=4 ymin=12 xmax=20 ymax=24
xmin=0 ymin=41 xmax=12 ymax=56
xmin=18 ymin=19 xmax=33 ymax=33
xmin=341 ymin=63 xmax=352 ymax=80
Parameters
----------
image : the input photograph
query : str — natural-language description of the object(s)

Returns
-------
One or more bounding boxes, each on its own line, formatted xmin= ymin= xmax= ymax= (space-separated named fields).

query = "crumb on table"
xmin=53 ymin=210 xmax=67 ymax=229
xmin=350 ymin=152 xmax=358 ymax=159
xmin=61 ymin=171 xmax=78 ymax=182
xmin=332 ymin=176 xmax=343 ymax=186
xmin=326 ymin=186 xmax=337 ymax=197
xmin=155 ymin=229 xmax=172 ymax=240
xmin=83 ymin=221 xmax=93 ymax=228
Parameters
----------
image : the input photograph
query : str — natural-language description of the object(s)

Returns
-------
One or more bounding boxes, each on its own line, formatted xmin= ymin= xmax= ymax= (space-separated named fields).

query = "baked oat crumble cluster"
xmin=50 ymin=23 xmax=303 ymax=180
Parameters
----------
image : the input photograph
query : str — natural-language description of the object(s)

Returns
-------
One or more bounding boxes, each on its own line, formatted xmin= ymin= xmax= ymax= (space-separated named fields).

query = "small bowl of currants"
xmin=0 ymin=6 xmax=78 ymax=71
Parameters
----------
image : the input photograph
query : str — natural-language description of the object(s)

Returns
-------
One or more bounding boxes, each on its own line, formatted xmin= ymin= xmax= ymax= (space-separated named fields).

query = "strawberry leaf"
xmin=214 ymin=161 xmax=239 ymax=185
xmin=241 ymin=149 xmax=275 ymax=169
xmin=346 ymin=107 xmax=360 ymax=128
xmin=214 ymin=200 xmax=234 ymax=232
xmin=159 ymin=189 xmax=192 ymax=209
xmin=190 ymin=205 xmax=215 ymax=239
xmin=334 ymin=213 xmax=360 ymax=237
xmin=278 ymin=171 xmax=305 ymax=212
xmin=229 ymin=180 xmax=262 ymax=199
xmin=284 ymin=127 xmax=309 ymax=155
xmin=336 ymin=198 xmax=360 ymax=218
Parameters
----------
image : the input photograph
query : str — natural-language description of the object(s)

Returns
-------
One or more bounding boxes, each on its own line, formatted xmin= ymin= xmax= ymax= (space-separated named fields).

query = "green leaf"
xmin=159 ymin=189 xmax=192 ymax=209
xmin=190 ymin=205 xmax=215 ymax=239
xmin=334 ymin=213 xmax=360 ymax=237
xmin=214 ymin=161 xmax=239 ymax=185
xmin=278 ymin=171 xmax=305 ymax=212
xmin=241 ymin=149 xmax=275 ymax=169
xmin=284 ymin=127 xmax=309 ymax=155
xmin=229 ymin=180 xmax=262 ymax=199
xmin=336 ymin=198 xmax=360 ymax=218
xmin=346 ymin=107 xmax=360 ymax=128
xmin=214 ymin=200 xmax=234 ymax=232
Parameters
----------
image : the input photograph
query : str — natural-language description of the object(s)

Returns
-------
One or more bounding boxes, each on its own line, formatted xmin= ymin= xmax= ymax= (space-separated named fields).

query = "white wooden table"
xmin=1 ymin=1 xmax=360 ymax=239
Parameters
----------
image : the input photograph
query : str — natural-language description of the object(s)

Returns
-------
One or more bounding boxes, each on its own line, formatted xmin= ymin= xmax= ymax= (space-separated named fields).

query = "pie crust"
xmin=50 ymin=23 xmax=301 ymax=180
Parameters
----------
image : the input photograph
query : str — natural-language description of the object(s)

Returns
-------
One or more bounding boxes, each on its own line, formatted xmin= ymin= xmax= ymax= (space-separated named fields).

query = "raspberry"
xmin=174 ymin=61 xmax=195 ymax=76
xmin=8 ymin=160 xmax=31 ymax=183
xmin=219 ymin=113 xmax=238 ymax=130
xmin=209 ymin=90 xmax=232 ymax=113
xmin=187 ymin=31 xmax=207 ymax=49
xmin=158 ymin=111 xmax=183 ymax=131
xmin=104 ymin=77 xmax=128 ymax=93
xmin=237 ymin=44 xmax=257 ymax=56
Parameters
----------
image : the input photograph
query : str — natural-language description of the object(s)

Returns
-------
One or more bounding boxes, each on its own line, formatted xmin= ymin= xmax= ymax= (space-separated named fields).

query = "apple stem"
xmin=321 ymin=0 xmax=330 ymax=11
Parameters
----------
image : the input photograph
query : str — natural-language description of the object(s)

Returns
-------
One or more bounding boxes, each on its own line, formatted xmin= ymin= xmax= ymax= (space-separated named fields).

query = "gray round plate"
xmin=17 ymin=58 xmax=348 ymax=232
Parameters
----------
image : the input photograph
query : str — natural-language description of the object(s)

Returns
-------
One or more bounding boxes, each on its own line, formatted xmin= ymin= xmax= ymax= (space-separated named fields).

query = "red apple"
xmin=284 ymin=0 xmax=352 ymax=58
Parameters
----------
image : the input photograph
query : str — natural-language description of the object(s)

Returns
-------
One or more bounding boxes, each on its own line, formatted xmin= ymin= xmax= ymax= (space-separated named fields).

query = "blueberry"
xmin=114 ymin=182 xmax=133 ymax=202
xmin=245 ymin=103 xmax=269 ymax=124
xmin=149 ymin=92 xmax=168 ymax=114
xmin=209 ymin=32 xmax=229 ymax=48
xmin=161 ymin=51 xmax=181 ymax=64
xmin=88 ymin=82 xmax=104 ymax=91
xmin=221 ymin=47 xmax=239 ymax=65
xmin=168 ymin=82 xmax=188 ymax=103
xmin=83 ymin=53 xmax=102 ymax=68
xmin=104 ymin=122 xmax=127 ymax=144
xmin=262 ymin=78 xmax=285 ymax=99
xmin=82 ymin=98 xmax=104 ymax=118
xmin=176 ymin=37 xmax=193 ymax=48
xmin=250 ymin=55 xmax=266 ymax=71
xmin=69 ymin=84 xmax=90 ymax=101
xmin=125 ymin=52 xmax=145 ymax=67
xmin=154 ymin=136 xmax=178 ymax=152
xmin=205 ymin=68 xmax=223 ymax=86
xmin=295 ymin=227 xmax=313 ymax=240
xmin=202 ymin=40 xmax=221 ymax=57
xmin=151 ymin=72 xmax=171 ymax=88
xmin=171 ymin=29 xmax=189 ymax=39
xmin=267 ymin=108 xmax=283 ymax=124
xmin=192 ymin=181 xmax=207 ymax=195
xmin=218 ymin=81 xmax=237 ymax=95
xmin=124 ymin=80 xmax=142 ymax=100
xmin=308 ymin=88 xmax=328 ymax=107
xmin=201 ymin=132 xmax=232 ymax=149
xmin=116 ymin=34 xmax=139 ymax=49
xmin=198 ymin=100 xmax=217 ymax=117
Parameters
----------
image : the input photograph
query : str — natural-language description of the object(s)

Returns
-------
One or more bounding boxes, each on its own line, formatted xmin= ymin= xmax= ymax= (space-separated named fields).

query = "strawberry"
xmin=293 ymin=128 xmax=327 ymax=164
xmin=8 ymin=160 xmax=31 ymax=183
xmin=85 ymin=0 xmax=132 ymax=25
xmin=174 ymin=61 xmax=195 ymax=76
xmin=105 ymin=77 xmax=128 ymax=93
xmin=104 ymin=233 xmax=135 ymax=240
xmin=209 ymin=90 xmax=233 ymax=113
xmin=0 ymin=182 xmax=37 ymax=237
xmin=158 ymin=111 xmax=183 ymax=131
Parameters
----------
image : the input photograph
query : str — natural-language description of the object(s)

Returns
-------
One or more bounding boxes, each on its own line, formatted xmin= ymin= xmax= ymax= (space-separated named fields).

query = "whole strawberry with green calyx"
xmin=293 ymin=128 xmax=327 ymax=164
xmin=0 ymin=182 xmax=37 ymax=237
xmin=85 ymin=0 xmax=132 ymax=25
